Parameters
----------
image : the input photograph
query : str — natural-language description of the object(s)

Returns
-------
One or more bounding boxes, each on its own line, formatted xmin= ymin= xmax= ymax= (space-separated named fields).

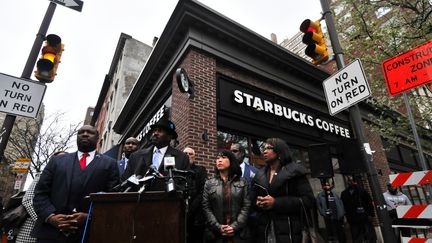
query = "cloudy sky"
xmin=0 ymin=0 xmax=322 ymax=150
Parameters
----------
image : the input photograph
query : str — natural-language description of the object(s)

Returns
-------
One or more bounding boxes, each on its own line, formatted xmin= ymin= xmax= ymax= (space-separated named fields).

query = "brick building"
xmin=92 ymin=33 xmax=152 ymax=156
xmin=111 ymin=0 xmax=405 ymax=192
xmin=106 ymin=1 xmax=432 ymax=240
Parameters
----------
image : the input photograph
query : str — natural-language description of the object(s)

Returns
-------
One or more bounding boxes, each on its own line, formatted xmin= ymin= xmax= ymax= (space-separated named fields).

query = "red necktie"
xmin=80 ymin=153 xmax=89 ymax=170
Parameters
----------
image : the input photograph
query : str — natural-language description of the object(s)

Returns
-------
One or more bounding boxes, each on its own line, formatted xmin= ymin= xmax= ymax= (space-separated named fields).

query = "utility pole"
xmin=0 ymin=2 xmax=57 ymax=162
xmin=319 ymin=0 xmax=396 ymax=242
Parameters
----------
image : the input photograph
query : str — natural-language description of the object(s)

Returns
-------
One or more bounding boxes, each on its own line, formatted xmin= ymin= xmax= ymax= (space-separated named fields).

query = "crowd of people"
xmin=1 ymin=118 xmax=412 ymax=243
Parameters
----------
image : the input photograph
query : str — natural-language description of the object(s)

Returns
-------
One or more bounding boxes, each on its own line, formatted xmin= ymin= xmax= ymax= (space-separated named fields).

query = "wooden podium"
xmin=88 ymin=191 xmax=186 ymax=243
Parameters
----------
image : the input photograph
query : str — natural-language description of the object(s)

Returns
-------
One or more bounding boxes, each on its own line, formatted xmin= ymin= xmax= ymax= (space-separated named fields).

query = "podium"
xmin=88 ymin=191 xmax=186 ymax=243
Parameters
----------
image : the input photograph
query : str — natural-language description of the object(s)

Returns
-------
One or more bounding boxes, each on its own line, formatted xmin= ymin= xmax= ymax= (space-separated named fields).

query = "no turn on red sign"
xmin=382 ymin=40 xmax=432 ymax=96
xmin=323 ymin=59 xmax=372 ymax=116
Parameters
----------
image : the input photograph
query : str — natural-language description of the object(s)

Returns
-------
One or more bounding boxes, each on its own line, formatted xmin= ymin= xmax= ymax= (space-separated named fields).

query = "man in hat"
xmin=122 ymin=117 xmax=189 ymax=189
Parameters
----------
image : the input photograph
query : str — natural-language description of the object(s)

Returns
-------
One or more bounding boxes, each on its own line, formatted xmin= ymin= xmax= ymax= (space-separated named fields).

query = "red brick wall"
xmin=171 ymin=49 xmax=218 ymax=172
xmin=365 ymin=126 xmax=392 ymax=192
xmin=95 ymin=98 xmax=108 ymax=152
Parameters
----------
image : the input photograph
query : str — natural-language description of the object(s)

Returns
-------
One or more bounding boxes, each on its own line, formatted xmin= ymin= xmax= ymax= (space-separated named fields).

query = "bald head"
xmin=77 ymin=125 xmax=98 ymax=152
xmin=183 ymin=147 xmax=195 ymax=164
xmin=123 ymin=137 xmax=139 ymax=158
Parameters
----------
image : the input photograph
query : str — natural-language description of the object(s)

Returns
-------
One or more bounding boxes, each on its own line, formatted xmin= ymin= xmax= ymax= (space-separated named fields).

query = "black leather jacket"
xmin=202 ymin=175 xmax=250 ymax=243
xmin=251 ymin=162 xmax=315 ymax=243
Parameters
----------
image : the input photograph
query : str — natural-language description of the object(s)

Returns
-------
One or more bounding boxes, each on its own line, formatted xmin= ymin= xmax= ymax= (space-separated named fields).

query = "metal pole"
xmin=0 ymin=2 xmax=57 ymax=162
xmin=319 ymin=0 xmax=396 ymax=242
xmin=402 ymin=93 xmax=428 ymax=170
xmin=402 ymin=93 xmax=432 ymax=199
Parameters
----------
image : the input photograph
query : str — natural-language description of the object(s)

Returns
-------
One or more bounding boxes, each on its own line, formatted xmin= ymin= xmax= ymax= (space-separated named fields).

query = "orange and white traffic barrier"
xmin=389 ymin=170 xmax=432 ymax=187
xmin=402 ymin=237 xmax=432 ymax=243
xmin=396 ymin=205 xmax=432 ymax=219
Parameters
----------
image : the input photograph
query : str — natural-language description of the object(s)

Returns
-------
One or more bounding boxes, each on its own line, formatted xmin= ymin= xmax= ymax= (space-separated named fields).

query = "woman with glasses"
xmin=252 ymin=138 xmax=315 ymax=243
xmin=202 ymin=150 xmax=251 ymax=243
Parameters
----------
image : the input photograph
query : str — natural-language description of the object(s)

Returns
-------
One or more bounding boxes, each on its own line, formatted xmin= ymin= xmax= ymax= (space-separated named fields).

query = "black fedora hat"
xmin=150 ymin=117 xmax=178 ymax=139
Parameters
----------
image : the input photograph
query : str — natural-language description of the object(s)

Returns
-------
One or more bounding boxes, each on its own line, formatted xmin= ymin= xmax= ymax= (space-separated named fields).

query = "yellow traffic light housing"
xmin=300 ymin=19 xmax=329 ymax=65
xmin=35 ymin=34 xmax=64 ymax=83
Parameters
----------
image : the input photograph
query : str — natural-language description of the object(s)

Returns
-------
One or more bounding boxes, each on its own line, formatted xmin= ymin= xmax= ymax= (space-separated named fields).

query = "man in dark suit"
xmin=117 ymin=137 xmax=139 ymax=177
xmin=230 ymin=143 xmax=257 ymax=185
xmin=183 ymin=147 xmax=208 ymax=243
xmin=32 ymin=125 xmax=119 ymax=243
xmin=122 ymin=118 xmax=189 ymax=189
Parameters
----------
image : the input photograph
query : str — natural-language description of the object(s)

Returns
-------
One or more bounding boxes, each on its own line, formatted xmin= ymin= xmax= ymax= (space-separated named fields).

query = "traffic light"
xmin=35 ymin=34 xmax=64 ymax=83
xmin=300 ymin=19 xmax=329 ymax=65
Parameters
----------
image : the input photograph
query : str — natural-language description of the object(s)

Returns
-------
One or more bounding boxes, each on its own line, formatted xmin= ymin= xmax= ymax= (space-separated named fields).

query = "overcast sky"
xmin=0 ymin=0 xmax=322 ymax=150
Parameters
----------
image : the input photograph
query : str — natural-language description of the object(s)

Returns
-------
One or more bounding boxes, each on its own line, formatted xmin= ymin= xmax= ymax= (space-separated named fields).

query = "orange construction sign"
xmin=381 ymin=40 xmax=432 ymax=96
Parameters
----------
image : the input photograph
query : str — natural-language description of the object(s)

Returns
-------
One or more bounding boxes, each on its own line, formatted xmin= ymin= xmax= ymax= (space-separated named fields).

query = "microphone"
xmin=163 ymin=156 xmax=176 ymax=192
xmin=149 ymin=165 xmax=164 ymax=178
xmin=112 ymin=174 xmax=140 ymax=191
xmin=123 ymin=175 xmax=143 ymax=192
xmin=138 ymin=175 xmax=155 ymax=182
xmin=137 ymin=175 xmax=155 ymax=193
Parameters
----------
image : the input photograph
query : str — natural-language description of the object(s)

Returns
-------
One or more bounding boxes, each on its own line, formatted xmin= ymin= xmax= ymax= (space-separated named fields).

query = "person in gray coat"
xmin=316 ymin=181 xmax=346 ymax=243
xmin=202 ymin=150 xmax=250 ymax=243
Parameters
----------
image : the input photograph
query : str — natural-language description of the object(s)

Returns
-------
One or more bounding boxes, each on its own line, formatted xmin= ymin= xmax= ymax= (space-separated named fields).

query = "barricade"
xmin=389 ymin=170 xmax=432 ymax=242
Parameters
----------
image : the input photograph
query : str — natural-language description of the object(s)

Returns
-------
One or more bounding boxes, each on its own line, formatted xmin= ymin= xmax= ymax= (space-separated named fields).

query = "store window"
xmin=217 ymin=131 xmax=265 ymax=167
xmin=400 ymin=146 xmax=419 ymax=168
xmin=217 ymin=130 xmax=316 ymax=170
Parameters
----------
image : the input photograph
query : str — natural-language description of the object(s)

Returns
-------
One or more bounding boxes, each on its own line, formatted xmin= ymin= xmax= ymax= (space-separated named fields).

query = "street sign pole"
xmin=402 ymin=93 xmax=432 ymax=198
xmin=403 ymin=93 xmax=427 ymax=170
xmin=320 ymin=0 xmax=396 ymax=242
xmin=0 ymin=2 xmax=57 ymax=162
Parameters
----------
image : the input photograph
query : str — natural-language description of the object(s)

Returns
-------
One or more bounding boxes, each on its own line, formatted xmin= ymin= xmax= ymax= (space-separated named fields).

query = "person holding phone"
xmin=251 ymin=138 xmax=315 ymax=243
xmin=202 ymin=150 xmax=250 ymax=243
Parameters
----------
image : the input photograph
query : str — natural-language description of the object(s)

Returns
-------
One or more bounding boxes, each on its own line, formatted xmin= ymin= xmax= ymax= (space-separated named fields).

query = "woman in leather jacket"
xmin=252 ymin=138 xmax=315 ymax=243
xmin=202 ymin=150 xmax=251 ymax=243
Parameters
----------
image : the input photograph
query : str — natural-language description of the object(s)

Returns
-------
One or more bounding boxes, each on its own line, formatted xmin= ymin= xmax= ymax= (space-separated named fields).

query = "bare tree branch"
xmin=5 ymin=111 xmax=80 ymax=177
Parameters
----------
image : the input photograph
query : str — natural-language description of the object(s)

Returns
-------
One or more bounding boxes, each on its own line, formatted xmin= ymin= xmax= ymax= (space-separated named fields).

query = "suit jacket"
xmin=32 ymin=152 xmax=119 ymax=240
xmin=316 ymin=190 xmax=345 ymax=220
xmin=122 ymin=145 xmax=190 ymax=181
xmin=243 ymin=161 xmax=258 ymax=186
xmin=117 ymin=159 xmax=126 ymax=176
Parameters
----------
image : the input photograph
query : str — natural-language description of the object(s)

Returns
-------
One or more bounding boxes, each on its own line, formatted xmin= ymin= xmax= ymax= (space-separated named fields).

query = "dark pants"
xmin=324 ymin=218 xmax=346 ymax=243
xmin=36 ymin=233 xmax=82 ymax=243
xmin=391 ymin=216 xmax=411 ymax=243
xmin=349 ymin=221 xmax=376 ymax=243
xmin=187 ymin=224 xmax=205 ymax=243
